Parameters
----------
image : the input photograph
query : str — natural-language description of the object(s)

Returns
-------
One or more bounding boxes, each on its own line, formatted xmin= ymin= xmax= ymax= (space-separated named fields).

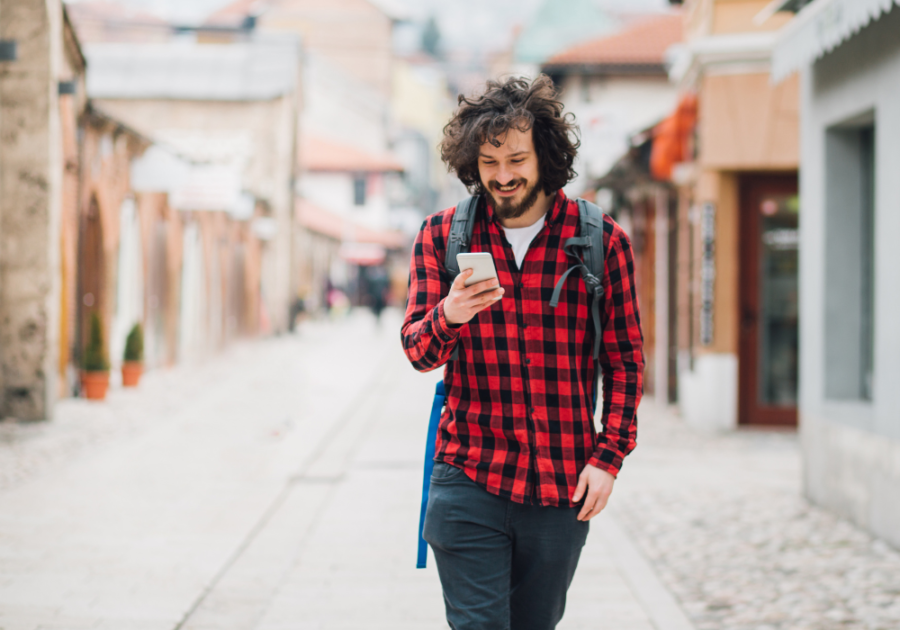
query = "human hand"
xmin=571 ymin=464 xmax=615 ymax=522
xmin=443 ymin=268 xmax=504 ymax=325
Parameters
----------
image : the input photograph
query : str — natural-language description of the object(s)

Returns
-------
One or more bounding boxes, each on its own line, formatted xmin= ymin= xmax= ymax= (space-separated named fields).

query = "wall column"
xmin=0 ymin=0 xmax=62 ymax=419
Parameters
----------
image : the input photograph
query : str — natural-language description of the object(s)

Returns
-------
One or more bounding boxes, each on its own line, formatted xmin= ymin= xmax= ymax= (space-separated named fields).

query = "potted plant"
xmin=122 ymin=323 xmax=144 ymax=387
xmin=81 ymin=312 xmax=110 ymax=400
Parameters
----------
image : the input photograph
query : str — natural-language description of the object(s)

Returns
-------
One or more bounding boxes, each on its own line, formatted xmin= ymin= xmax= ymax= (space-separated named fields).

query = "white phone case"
xmin=456 ymin=253 xmax=498 ymax=287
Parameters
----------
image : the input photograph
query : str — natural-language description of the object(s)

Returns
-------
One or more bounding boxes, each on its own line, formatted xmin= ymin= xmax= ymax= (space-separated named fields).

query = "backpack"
xmin=416 ymin=194 xmax=607 ymax=569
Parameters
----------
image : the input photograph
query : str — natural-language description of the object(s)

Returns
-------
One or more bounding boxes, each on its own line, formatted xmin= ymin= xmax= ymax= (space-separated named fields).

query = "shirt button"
xmin=517 ymin=282 xmax=524 ymax=289
xmin=525 ymin=357 xmax=531 ymax=365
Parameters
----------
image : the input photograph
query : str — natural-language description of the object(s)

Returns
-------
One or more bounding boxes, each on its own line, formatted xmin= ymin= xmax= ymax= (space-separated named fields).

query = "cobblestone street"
xmin=0 ymin=311 xmax=897 ymax=629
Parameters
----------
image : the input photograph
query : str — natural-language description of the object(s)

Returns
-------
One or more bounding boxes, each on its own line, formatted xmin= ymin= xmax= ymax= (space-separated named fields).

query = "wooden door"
xmin=738 ymin=175 xmax=799 ymax=426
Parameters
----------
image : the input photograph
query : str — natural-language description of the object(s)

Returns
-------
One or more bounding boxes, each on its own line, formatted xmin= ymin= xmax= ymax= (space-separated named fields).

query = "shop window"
xmin=824 ymin=120 xmax=876 ymax=401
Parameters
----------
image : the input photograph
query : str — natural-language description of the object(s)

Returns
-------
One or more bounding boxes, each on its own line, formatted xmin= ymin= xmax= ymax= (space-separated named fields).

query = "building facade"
xmin=772 ymin=0 xmax=900 ymax=547
xmin=662 ymin=0 xmax=801 ymax=429
xmin=85 ymin=37 xmax=301 ymax=337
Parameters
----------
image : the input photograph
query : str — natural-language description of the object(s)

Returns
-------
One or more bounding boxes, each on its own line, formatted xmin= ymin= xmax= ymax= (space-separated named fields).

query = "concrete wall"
xmin=798 ymin=7 xmax=900 ymax=547
xmin=0 ymin=0 xmax=64 ymax=419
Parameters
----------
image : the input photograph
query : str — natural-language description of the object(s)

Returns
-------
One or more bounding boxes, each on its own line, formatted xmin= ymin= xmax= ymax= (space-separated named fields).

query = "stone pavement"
xmin=612 ymin=406 xmax=900 ymax=630
xmin=0 ymin=310 xmax=896 ymax=629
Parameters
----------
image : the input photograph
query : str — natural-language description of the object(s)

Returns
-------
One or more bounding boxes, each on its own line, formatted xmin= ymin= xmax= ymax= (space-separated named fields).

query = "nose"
xmin=496 ymin=163 xmax=515 ymax=185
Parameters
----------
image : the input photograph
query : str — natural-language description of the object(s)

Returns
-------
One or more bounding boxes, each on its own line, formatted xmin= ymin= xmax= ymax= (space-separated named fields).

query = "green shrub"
xmin=123 ymin=322 xmax=144 ymax=363
xmin=82 ymin=312 xmax=110 ymax=372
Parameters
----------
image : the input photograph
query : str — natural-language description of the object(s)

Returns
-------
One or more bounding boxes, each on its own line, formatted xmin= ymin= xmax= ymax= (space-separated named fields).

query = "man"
xmin=401 ymin=75 xmax=644 ymax=630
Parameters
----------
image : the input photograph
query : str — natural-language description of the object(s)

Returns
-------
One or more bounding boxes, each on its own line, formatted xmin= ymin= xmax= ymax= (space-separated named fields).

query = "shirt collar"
xmin=482 ymin=189 xmax=568 ymax=227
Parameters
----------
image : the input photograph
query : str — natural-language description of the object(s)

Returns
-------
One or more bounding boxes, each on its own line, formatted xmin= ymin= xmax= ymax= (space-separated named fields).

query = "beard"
xmin=487 ymin=177 xmax=542 ymax=221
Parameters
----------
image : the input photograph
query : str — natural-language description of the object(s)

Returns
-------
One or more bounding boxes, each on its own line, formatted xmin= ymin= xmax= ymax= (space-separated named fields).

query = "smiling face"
xmin=478 ymin=127 xmax=544 ymax=221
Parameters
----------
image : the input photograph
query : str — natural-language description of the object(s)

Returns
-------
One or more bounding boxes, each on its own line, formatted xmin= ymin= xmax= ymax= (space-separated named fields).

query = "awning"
xmin=772 ymin=0 xmax=900 ymax=81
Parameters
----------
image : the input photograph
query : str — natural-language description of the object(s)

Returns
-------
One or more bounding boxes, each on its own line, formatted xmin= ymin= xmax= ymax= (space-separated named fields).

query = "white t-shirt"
xmin=502 ymin=217 xmax=546 ymax=268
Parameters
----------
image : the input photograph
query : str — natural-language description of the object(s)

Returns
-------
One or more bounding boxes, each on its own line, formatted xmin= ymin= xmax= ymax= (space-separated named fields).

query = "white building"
xmin=772 ymin=0 xmax=900 ymax=547
xmin=542 ymin=13 xmax=683 ymax=195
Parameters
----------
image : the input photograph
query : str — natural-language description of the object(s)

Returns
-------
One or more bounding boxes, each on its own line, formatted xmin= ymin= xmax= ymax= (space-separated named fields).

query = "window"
xmin=353 ymin=174 xmax=367 ymax=206
xmin=824 ymin=118 xmax=876 ymax=400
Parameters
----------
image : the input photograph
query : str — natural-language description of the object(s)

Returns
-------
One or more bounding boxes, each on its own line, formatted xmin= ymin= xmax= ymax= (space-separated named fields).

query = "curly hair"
xmin=440 ymin=75 xmax=580 ymax=196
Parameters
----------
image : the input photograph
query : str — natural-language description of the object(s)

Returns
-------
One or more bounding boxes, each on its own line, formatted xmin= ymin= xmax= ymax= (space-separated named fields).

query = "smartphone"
xmin=456 ymin=252 xmax=499 ymax=288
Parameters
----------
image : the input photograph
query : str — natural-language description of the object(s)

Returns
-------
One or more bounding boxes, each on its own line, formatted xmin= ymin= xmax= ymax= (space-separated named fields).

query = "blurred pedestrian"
xmin=365 ymin=265 xmax=390 ymax=323
xmin=401 ymin=76 xmax=644 ymax=630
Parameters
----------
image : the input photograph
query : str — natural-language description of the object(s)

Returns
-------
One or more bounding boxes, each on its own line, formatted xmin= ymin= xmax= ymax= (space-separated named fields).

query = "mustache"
xmin=489 ymin=179 xmax=527 ymax=191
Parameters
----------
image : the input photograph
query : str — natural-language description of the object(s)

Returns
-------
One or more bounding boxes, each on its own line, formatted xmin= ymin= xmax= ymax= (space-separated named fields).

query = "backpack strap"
xmin=444 ymin=195 xmax=480 ymax=281
xmin=444 ymin=195 xmax=480 ymax=361
xmin=550 ymin=199 xmax=606 ymax=377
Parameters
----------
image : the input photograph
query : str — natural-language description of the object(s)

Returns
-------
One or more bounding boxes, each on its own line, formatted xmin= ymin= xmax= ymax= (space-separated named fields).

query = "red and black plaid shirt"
xmin=402 ymin=190 xmax=644 ymax=507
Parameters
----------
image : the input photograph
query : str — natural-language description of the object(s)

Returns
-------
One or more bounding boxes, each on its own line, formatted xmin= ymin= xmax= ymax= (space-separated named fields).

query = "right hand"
xmin=444 ymin=268 xmax=504 ymax=325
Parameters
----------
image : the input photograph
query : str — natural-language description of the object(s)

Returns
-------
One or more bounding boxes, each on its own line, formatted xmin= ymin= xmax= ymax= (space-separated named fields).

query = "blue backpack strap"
xmin=417 ymin=380 xmax=446 ymax=569
xmin=445 ymin=196 xmax=479 ymax=362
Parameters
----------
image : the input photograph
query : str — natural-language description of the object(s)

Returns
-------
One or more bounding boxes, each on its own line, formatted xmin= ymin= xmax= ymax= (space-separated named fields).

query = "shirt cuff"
xmin=433 ymin=299 xmax=464 ymax=343
xmin=587 ymin=449 xmax=622 ymax=478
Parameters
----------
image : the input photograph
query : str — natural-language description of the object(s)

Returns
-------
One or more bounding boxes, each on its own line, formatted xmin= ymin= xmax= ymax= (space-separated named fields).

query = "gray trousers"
xmin=423 ymin=463 xmax=589 ymax=630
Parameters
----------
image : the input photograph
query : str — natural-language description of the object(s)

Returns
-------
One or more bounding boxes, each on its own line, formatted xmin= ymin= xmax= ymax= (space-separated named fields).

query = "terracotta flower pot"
xmin=121 ymin=361 xmax=143 ymax=387
xmin=81 ymin=371 xmax=110 ymax=400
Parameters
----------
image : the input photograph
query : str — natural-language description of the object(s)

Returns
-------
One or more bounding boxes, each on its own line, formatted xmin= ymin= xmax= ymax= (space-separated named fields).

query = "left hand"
xmin=571 ymin=464 xmax=615 ymax=522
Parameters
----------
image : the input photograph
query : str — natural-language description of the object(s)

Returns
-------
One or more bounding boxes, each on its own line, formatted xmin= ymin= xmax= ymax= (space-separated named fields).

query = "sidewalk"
xmin=0 ymin=311 xmax=681 ymax=630
xmin=1 ymin=310 xmax=896 ymax=629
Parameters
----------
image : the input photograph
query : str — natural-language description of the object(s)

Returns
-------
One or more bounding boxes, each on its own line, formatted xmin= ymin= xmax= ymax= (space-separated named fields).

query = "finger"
xmin=452 ymin=269 xmax=474 ymax=291
xmin=461 ymin=287 xmax=503 ymax=309
xmin=475 ymin=287 xmax=504 ymax=304
xmin=465 ymin=278 xmax=501 ymax=296
xmin=578 ymin=489 xmax=602 ymax=521
xmin=571 ymin=472 xmax=588 ymax=504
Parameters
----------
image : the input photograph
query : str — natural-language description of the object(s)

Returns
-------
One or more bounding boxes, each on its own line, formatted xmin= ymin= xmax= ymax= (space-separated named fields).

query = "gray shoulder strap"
xmin=444 ymin=195 xmax=480 ymax=280
xmin=576 ymin=199 xmax=605 ymax=283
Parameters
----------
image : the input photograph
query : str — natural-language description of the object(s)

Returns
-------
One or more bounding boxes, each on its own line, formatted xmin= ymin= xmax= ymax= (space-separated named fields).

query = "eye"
xmin=482 ymin=160 xmax=496 ymax=166
xmin=511 ymin=159 xmax=524 ymax=164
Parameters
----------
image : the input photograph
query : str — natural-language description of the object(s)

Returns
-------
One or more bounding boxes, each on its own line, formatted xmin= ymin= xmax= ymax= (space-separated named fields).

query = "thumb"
xmin=571 ymin=470 xmax=588 ymax=503
xmin=452 ymin=268 xmax=473 ymax=291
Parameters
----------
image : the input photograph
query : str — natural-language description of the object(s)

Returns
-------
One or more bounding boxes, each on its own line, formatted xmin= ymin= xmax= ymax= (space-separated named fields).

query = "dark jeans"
xmin=423 ymin=462 xmax=589 ymax=630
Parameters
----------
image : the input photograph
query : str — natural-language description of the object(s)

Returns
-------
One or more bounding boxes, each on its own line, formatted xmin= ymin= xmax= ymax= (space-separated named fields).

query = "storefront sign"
xmin=700 ymin=203 xmax=716 ymax=346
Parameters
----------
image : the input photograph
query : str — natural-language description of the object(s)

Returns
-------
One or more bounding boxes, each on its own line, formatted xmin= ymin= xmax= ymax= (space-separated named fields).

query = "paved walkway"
xmin=0 ymin=311 xmax=686 ymax=630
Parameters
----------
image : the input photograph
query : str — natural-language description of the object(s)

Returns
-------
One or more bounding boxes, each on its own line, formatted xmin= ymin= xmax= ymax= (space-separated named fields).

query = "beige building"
xmin=664 ymin=0 xmax=801 ymax=429
xmin=85 ymin=38 xmax=302 ymax=336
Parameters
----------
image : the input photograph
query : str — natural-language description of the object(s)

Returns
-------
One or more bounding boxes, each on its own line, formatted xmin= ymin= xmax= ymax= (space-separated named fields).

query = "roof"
xmin=544 ymin=13 xmax=683 ymax=72
xmin=772 ymin=0 xmax=899 ymax=81
xmin=301 ymin=135 xmax=403 ymax=173
xmin=84 ymin=37 xmax=299 ymax=101
xmin=295 ymin=199 xmax=405 ymax=248
xmin=514 ymin=0 xmax=620 ymax=64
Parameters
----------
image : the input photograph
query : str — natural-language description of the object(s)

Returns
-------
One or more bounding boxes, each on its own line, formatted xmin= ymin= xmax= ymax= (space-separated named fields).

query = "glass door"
xmin=738 ymin=175 xmax=799 ymax=426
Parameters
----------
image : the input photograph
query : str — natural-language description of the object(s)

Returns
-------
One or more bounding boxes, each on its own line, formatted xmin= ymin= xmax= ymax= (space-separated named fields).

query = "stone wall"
xmin=0 ymin=0 xmax=63 ymax=420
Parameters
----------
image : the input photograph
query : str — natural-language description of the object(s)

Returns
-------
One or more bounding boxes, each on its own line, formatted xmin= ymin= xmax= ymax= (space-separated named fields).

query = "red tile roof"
xmin=301 ymin=135 xmax=404 ymax=173
xmin=545 ymin=13 xmax=683 ymax=68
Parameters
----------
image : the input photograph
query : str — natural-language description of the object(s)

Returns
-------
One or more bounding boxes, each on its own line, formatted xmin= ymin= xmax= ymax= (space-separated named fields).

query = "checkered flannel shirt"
xmin=401 ymin=190 xmax=644 ymax=506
